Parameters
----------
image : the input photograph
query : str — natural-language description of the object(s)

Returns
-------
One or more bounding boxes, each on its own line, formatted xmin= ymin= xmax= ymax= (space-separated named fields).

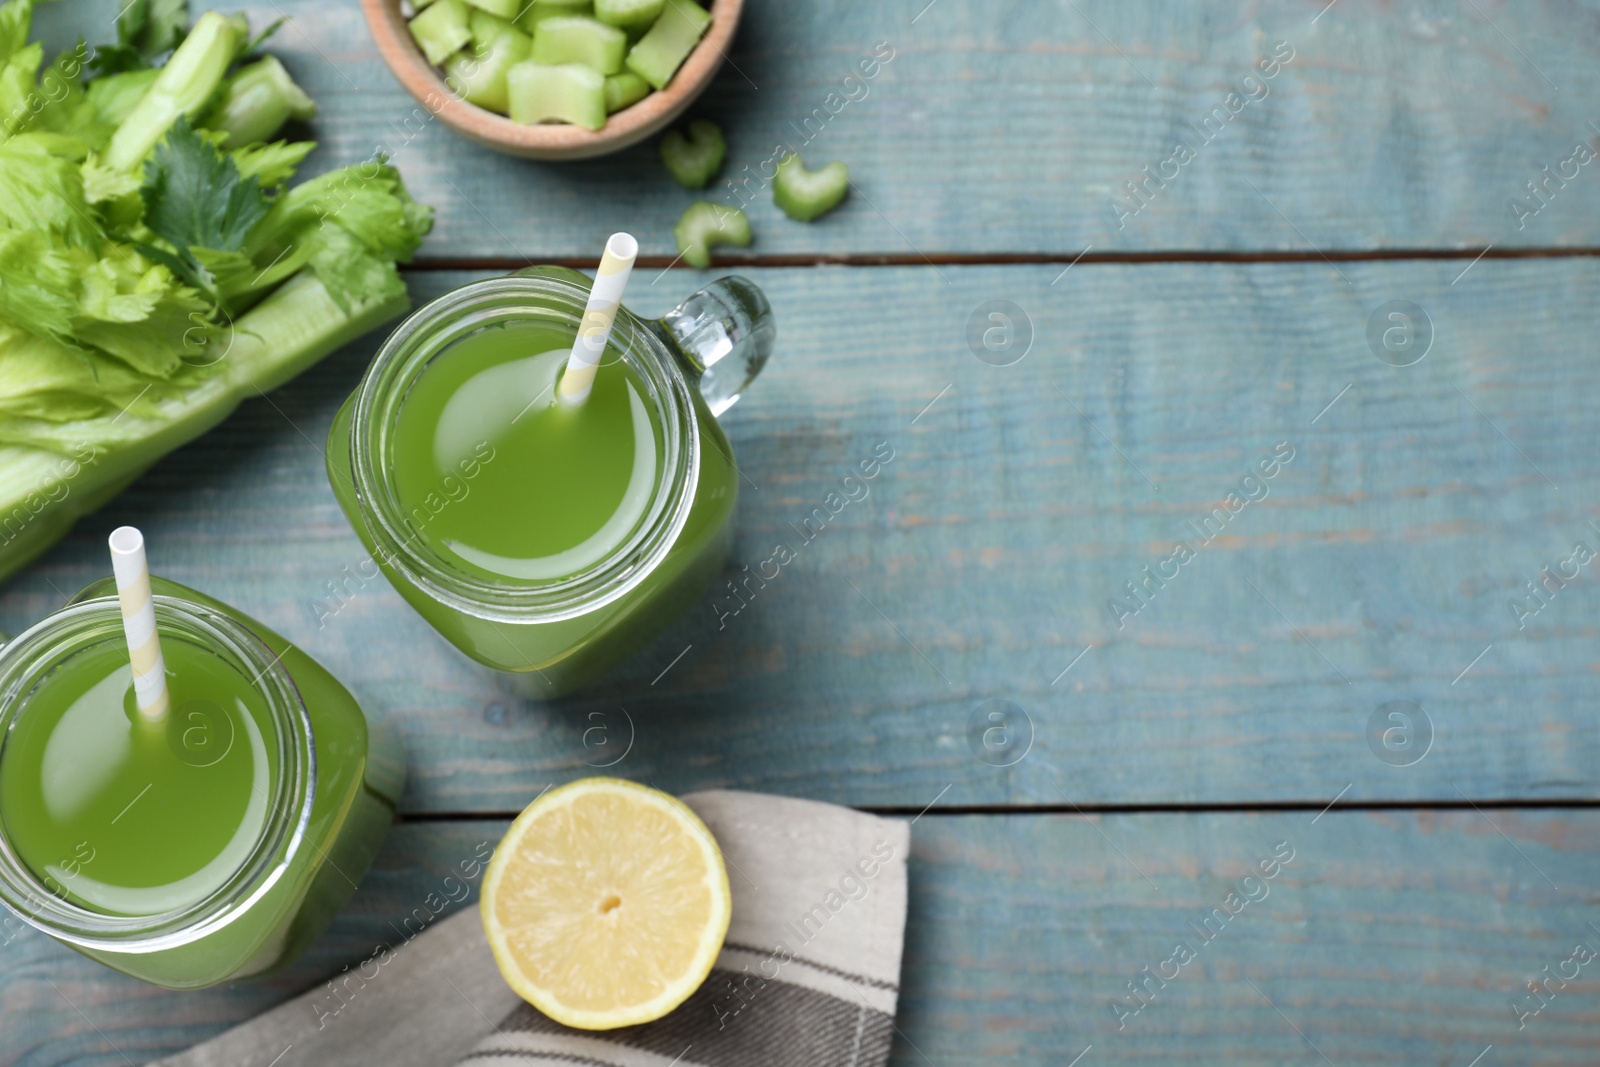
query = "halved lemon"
xmin=480 ymin=777 xmax=732 ymax=1030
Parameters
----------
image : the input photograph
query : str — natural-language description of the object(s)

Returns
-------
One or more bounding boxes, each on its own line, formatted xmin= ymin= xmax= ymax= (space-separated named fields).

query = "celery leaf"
xmin=0 ymin=135 xmax=99 ymax=246
xmin=230 ymin=138 xmax=314 ymax=188
xmin=0 ymin=0 xmax=33 ymax=62
xmin=142 ymin=117 xmax=269 ymax=254
xmin=0 ymin=231 xmax=80 ymax=346
xmin=117 ymin=0 xmax=188 ymax=61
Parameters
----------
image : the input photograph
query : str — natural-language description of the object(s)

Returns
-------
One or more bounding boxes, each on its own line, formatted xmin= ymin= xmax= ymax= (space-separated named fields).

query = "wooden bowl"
xmin=362 ymin=0 xmax=743 ymax=161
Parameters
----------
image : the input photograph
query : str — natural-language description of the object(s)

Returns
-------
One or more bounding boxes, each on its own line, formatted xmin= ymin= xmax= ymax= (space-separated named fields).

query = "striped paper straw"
xmin=557 ymin=232 xmax=639 ymax=405
xmin=109 ymin=526 xmax=169 ymax=723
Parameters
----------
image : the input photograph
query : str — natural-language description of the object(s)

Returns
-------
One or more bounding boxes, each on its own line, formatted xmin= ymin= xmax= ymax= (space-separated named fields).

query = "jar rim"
xmin=346 ymin=274 xmax=701 ymax=623
xmin=0 ymin=594 xmax=315 ymax=951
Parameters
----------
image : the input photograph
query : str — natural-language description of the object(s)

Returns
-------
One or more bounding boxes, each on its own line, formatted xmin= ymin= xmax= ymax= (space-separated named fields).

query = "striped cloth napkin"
xmin=154 ymin=791 xmax=908 ymax=1067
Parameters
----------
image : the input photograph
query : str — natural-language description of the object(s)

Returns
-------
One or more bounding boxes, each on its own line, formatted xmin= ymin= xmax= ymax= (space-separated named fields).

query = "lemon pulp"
xmin=480 ymin=777 xmax=732 ymax=1030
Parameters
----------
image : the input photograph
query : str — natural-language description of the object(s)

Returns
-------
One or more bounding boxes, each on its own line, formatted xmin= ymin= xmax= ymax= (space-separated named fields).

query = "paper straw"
xmin=109 ymin=526 xmax=169 ymax=723
xmin=557 ymin=232 xmax=638 ymax=405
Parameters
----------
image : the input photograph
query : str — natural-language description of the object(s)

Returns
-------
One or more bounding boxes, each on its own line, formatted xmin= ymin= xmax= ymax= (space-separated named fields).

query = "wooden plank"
xmin=2 ymin=260 xmax=1595 ymax=810
xmin=4 ymin=810 xmax=1598 ymax=1065
xmin=900 ymin=809 xmax=1600 ymax=1064
xmin=32 ymin=0 xmax=1600 ymax=257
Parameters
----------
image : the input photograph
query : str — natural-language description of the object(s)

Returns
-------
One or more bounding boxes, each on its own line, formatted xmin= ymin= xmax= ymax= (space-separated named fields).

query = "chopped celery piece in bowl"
xmin=595 ymin=0 xmax=664 ymax=32
xmin=460 ymin=0 xmax=523 ymax=21
xmin=409 ymin=0 xmax=472 ymax=65
xmin=446 ymin=13 xmax=531 ymax=112
xmin=507 ymin=60 xmax=607 ymax=130
xmin=604 ymin=70 xmax=651 ymax=112
xmin=470 ymin=9 xmax=525 ymax=44
xmin=532 ymin=16 xmax=627 ymax=74
xmin=517 ymin=0 xmax=592 ymax=34
xmin=625 ymin=0 xmax=709 ymax=89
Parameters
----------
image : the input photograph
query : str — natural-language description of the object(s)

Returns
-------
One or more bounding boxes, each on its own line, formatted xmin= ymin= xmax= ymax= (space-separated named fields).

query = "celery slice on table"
xmin=532 ymin=16 xmax=626 ymax=74
xmin=659 ymin=118 xmax=724 ymax=188
xmin=517 ymin=0 xmax=591 ymax=35
xmin=625 ymin=0 xmax=709 ymax=89
xmin=410 ymin=0 xmax=473 ymax=65
xmin=672 ymin=201 xmax=749 ymax=268
xmin=200 ymin=56 xmax=317 ymax=148
xmin=104 ymin=11 xmax=245 ymax=171
xmin=507 ymin=60 xmax=606 ymax=129
xmin=447 ymin=19 xmax=531 ymax=112
xmin=460 ymin=0 xmax=522 ymax=22
xmin=594 ymin=0 xmax=664 ymax=32
xmin=773 ymin=154 xmax=849 ymax=222
xmin=603 ymin=70 xmax=650 ymax=112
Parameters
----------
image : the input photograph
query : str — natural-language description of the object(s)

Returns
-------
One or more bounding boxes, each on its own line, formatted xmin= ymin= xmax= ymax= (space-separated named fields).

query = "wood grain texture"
xmin=33 ymin=0 xmax=1600 ymax=257
xmin=2 ymin=261 xmax=1595 ymax=810
xmin=3 ymin=811 xmax=1597 ymax=1066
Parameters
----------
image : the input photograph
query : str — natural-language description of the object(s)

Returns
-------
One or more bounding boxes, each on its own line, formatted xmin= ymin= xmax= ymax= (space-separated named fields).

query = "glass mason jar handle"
xmin=653 ymin=276 xmax=776 ymax=417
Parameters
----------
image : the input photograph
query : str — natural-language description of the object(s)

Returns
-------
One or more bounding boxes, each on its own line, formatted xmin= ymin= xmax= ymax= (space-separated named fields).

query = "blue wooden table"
xmin=5 ymin=0 xmax=1600 ymax=1063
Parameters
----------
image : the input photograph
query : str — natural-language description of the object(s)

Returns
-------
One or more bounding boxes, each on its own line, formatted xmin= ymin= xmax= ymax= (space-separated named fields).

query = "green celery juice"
xmin=0 ymin=641 xmax=273 ymax=916
xmin=390 ymin=321 xmax=662 ymax=583
xmin=0 ymin=578 xmax=405 ymax=987
xmin=328 ymin=267 xmax=765 ymax=691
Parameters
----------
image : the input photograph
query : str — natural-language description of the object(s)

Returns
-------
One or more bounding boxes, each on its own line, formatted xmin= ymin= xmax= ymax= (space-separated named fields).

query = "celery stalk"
xmin=104 ymin=11 xmax=246 ymax=171
xmin=0 ymin=272 xmax=410 ymax=582
xmin=200 ymin=56 xmax=317 ymax=148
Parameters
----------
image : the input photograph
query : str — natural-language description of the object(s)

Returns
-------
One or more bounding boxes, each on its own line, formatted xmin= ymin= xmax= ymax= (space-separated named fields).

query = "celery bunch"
xmin=0 ymin=0 xmax=433 ymax=582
